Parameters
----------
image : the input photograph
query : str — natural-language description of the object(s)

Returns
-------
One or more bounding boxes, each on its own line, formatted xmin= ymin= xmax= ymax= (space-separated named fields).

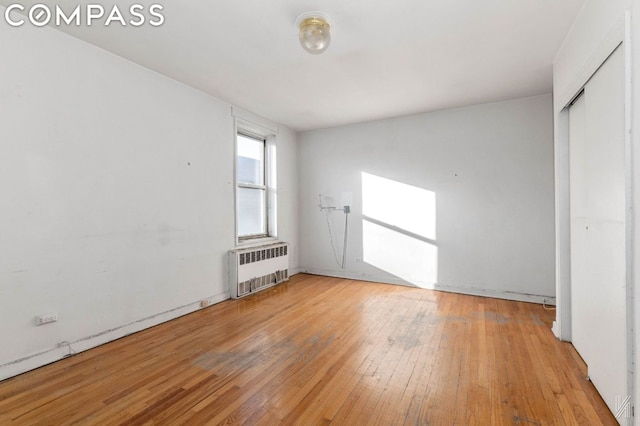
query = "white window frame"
xmin=234 ymin=117 xmax=277 ymax=245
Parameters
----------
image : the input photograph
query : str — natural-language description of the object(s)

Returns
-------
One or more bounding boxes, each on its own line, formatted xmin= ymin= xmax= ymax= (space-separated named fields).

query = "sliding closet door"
xmin=569 ymin=45 xmax=627 ymax=415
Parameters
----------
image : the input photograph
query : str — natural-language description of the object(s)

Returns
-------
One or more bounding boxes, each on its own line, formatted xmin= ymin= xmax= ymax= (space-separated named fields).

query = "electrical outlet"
xmin=35 ymin=313 xmax=58 ymax=326
xmin=200 ymin=300 xmax=209 ymax=308
xmin=355 ymin=257 xmax=363 ymax=263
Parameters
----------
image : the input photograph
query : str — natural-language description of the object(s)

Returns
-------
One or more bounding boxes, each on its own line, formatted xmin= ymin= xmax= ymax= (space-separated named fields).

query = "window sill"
xmin=236 ymin=236 xmax=279 ymax=248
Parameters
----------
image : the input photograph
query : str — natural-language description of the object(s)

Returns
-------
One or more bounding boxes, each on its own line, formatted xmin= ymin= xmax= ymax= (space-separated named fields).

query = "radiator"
xmin=229 ymin=242 xmax=289 ymax=299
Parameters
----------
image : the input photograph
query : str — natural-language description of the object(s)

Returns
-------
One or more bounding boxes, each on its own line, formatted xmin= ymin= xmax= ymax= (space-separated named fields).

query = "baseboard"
xmin=433 ymin=282 xmax=555 ymax=305
xmin=301 ymin=268 xmax=555 ymax=305
xmin=288 ymin=267 xmax=303 ymax=276
xmin=2 ymin=268 xmax=553 ymax=381
xmin=0 ymin=291 xmax=229 ymax=382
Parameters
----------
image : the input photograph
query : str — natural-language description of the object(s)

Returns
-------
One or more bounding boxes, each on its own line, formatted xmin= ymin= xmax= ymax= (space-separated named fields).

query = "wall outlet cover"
xmin=35 ymin=313 xmax=58 ymax=325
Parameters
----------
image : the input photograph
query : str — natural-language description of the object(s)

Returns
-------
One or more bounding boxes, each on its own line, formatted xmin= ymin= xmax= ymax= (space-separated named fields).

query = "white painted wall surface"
xmin=0 ymin=14 xmax=298 ymax=380
xmin=298 ymin=95 xmax=555 ymax=302
xmin=633 ymin=4 xmax=640 ymax=421
xmin=274 ymin=126 xmax=300 ymax=271
xmin=554 ymin=0 xmax=632 ymax=106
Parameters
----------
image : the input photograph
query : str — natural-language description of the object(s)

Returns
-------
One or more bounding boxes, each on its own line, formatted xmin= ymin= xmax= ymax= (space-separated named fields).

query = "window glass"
xmin=237 ymin=186 xmax=266 ymax=236
xmin=237 ymin=134 xmax=264 ymax=186
xmin=236 ymin=131 xmax=268 ymax=239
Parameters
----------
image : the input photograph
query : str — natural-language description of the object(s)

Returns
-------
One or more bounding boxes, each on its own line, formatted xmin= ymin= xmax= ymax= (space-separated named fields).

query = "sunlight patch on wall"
xmin=363 ymin=220 xmax=437 ymax=288
xmin=361 ymin=172 xmax=437 ymax=288
xmin=362 ymin=172 xmax=436 ymax=240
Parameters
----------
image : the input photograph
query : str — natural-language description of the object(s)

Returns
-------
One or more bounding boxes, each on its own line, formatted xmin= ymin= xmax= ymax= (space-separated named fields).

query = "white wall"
xmin=634 ymin=5 xmax=640 ymax=420
xmin=298 ymin=95 xmax=555 ymax=302
xmin=274 ymin=126 xmax=300 ymax=271
xmin=553 ymin=0 xmax=638 ymax=420
xmin=0 ymin=13 xmax=298 ymax=380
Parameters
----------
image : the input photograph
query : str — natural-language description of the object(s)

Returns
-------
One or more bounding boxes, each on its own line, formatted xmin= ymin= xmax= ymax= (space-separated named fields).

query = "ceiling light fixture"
xmin=296 ymin=12 xmax=333 ymax=55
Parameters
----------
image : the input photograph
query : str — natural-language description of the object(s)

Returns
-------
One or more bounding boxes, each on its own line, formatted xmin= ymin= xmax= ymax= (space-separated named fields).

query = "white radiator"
xmin=229 ymin=242 xmax=289 ymax=299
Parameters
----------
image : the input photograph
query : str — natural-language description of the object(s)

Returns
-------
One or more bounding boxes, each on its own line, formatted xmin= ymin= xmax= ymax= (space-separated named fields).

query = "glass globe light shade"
xmin=298 ymin=16 xmax=331 ymax=54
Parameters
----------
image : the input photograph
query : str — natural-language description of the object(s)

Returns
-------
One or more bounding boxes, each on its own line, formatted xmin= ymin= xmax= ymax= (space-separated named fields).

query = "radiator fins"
xmin=237 ymin=269 xmax=289 ymax=297
xmin=239 ymin=245 xmax=288 ymax=265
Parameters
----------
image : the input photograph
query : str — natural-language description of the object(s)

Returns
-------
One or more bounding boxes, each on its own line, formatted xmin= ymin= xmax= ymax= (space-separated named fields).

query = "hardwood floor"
xmin=0 ymin=274 xmax=616 ymax=425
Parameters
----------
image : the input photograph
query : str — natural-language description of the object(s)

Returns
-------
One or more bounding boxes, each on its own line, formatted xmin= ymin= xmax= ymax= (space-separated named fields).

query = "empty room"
xmin=1 ymin=0 xmax=639 ymax=424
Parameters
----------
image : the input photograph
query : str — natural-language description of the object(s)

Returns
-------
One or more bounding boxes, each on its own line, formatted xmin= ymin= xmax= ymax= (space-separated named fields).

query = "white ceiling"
xmin=3 ymin=0 xmax=585 ymax=131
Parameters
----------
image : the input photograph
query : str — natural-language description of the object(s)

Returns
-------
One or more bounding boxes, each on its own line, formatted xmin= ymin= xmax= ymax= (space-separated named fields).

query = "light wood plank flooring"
xmin=0 ymin=274 xmax=616 ymax=425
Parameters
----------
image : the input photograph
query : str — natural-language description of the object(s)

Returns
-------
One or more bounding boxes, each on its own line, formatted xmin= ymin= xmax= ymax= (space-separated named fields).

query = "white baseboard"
xmin=288 ymin=267 xmax=303 ymax=276
xmin=301 ymin=268 xmax=555 ymax=305
xmin=0 ymin=291 xmax=229 ymax=382
xmin=2 ymin=267 xmax=554 ymax=381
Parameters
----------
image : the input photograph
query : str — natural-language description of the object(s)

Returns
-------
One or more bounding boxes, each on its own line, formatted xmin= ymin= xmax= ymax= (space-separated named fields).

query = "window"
xmin=236 ymin=125 xmax=276 ymax=242
xmin=237 ymin=133 xmax=266 ymax=238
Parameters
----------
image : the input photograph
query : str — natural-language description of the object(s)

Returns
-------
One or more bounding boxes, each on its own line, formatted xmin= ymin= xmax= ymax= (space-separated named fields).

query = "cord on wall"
xmin=319 ymin=194 xmax=350 ymax=269
xmin=57 ymin=341 xmax=76 ymax=358
xmin=341 ymin=206 xmax=350 ymax=269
